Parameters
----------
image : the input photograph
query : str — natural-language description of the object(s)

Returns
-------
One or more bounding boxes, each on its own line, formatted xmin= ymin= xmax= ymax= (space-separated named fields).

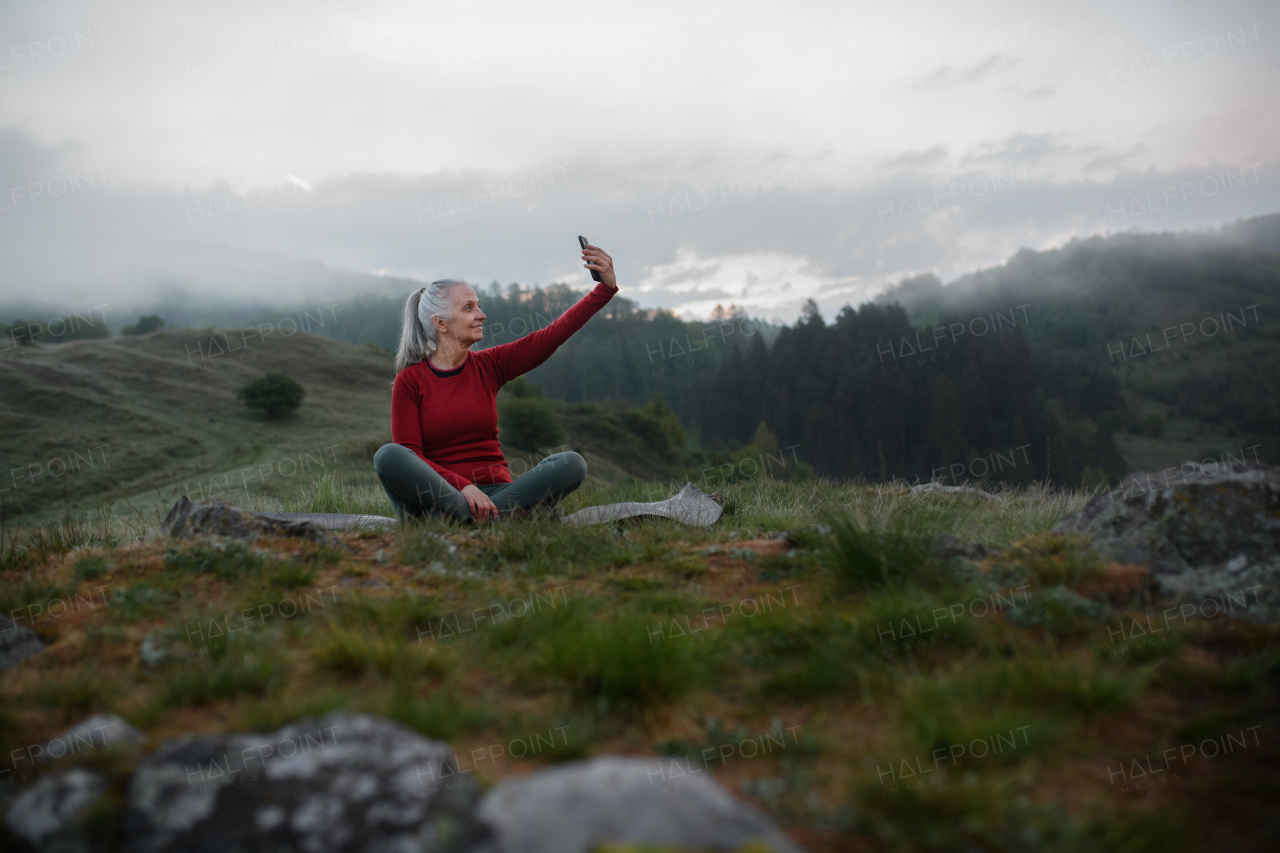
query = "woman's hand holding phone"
xmin=578 ymin=237 xmax=618 ymax=290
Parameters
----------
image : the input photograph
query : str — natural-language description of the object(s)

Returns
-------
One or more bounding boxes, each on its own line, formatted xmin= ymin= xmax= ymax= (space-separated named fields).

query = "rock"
xmin=164 ymin=498 xmax=333 ymax=545
xmin=562 ymin=483 xmax=723 ymax=527
xmin=40 ymin=715 xmax=146 ymax=764
xmin=0 ymin=614 xmax=44 ymax=669
xmin=5 ymin=768 xmax=105 ymax=851
xmin=137 ymin=630 xmax=193 ymax=669
xmin=934 ymin=534 xmax=995 ymax=561
xmin=910 ymin=482 xmax=1003 ymax=501
xmin=159 ymin=496 xmax=193 ymax=535
xmin=476 ymin=755 xmax=803 ymax=853
xmin=1053 ymin=465 xmax=1280 ymax=623
xmin=125 ymin=712 xmax=487 ymax=853
xmin=140 ymin=632 xmax=169 ymax=667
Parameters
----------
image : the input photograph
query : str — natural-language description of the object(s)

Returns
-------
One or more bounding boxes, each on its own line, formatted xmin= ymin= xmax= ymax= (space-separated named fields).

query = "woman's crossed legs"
xmin=373 ymin=443 xmax=587 ymax=524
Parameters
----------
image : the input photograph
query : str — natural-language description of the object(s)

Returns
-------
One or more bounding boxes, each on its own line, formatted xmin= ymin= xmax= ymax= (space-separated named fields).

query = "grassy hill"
xmin=0 ymin=328 xmax=771 ymax=526
xmin=1 ymin=327 xmax=397 ymax=524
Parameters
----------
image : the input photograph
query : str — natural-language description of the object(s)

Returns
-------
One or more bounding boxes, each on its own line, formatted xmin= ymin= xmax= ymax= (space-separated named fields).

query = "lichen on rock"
xmin=1053 ymin=464 xmax=1280 ymax=623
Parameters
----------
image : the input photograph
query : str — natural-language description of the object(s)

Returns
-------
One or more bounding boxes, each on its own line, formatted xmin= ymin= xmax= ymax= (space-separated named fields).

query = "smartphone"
xmin=578 ymin=235 xmax=603 ymax=282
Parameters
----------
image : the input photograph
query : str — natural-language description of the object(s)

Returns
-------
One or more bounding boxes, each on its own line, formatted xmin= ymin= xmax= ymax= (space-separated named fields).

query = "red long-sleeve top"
xmin=390 ymin=282 xmax=617 ymax=490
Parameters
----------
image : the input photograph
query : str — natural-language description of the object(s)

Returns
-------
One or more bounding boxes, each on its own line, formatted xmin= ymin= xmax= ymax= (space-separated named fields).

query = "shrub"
xmin=498 ymin=377 xmax=565 ymax=451
xmin=613 ymin=396 xmax=686 ymax=461
xmin=238 ymin=372 xmax=306 ymax=419
xmin=622 ymin=409 xmax=669 ymax=455
xmin=643 ymin=395 xmax=685 ymax=457
xmin=121 ymin=314 xmax=165 ymax=335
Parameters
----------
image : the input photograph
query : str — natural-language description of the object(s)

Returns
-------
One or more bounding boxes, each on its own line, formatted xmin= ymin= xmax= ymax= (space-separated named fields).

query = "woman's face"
xmin=435 ymin=285 xmax=486 ymax=346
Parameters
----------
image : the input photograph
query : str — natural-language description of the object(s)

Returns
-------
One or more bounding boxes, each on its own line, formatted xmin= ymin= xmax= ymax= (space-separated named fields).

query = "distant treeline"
xmin=690 ymin=299 xmax=1127 ymax=487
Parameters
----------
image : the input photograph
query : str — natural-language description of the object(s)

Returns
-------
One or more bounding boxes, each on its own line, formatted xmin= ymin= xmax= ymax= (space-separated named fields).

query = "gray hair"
xmin=394 ymin=278 xmax=468 ymax=374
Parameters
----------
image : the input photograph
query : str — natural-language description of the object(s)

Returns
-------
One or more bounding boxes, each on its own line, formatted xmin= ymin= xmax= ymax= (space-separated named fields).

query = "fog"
xmin=1 ymin=0 xmax=1277 ymax=321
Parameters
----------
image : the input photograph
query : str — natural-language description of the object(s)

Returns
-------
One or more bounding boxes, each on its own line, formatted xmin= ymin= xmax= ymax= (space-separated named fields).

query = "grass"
xmin=31 ymin=668 xmax=116 ymax=711
xmin=164 ymin=539 xmax=269 ymax=579
xmin=825 ymin=516 xmax=943 ymax=591
xmin=527 ymin=599 xmax=712 ymax=711
xmin=157 ymin=651 xmax=279 ymax=709
xmin=387 ymin=679 xmax=493 ymax=741
xmin=2 ymin=470 xmax=1277 ymax=849
xmin=312 ymin=622 xmax=445 ymax=679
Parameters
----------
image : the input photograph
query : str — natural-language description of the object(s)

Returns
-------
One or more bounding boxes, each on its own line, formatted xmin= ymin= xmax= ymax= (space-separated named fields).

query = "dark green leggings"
xmin=373 ymin=443 xmax=587 ymax=524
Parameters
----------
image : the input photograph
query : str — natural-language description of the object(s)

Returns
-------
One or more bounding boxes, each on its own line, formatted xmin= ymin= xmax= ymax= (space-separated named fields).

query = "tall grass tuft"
xmin=313 ymin=623 xmax=445 ymax=679
xmin=1 ymin=500 xmax=125 ymax=570
xmin=387 ymin=680 xmax=491 ymax=741
xmin=826 ymin=514 xmax=942 ymax=591
xmin=530 ymin=601 xmax=708 ymax=711
xmin=32 ymin=668 xmax=116 ymax=711
xmin=272 ymin=471 xmax=395 ymax=516
xmin=158 ymin=652 xmax=278 ymax=708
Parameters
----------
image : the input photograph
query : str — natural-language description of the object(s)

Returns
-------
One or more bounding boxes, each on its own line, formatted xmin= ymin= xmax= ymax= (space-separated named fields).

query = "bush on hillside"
xmin=238 ymin=372 xmax=306 ymax=419
xmin=499 ymin=376 xmax=566 ymax=451
xmin=121 ymin=314 xmax=165 ymax=335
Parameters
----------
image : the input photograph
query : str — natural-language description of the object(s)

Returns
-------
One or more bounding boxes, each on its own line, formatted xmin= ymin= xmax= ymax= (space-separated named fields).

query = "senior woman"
xmin=373 ymin=244 xmax=617 ymax=523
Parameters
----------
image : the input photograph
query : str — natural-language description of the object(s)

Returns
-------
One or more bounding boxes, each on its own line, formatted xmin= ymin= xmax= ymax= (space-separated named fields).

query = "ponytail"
xmin=394 ymin=278 xmax=466 ymax=374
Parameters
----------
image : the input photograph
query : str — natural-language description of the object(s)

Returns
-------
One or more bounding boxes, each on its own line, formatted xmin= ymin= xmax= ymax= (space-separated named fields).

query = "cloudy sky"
xmin=1 ymin=0 xmax=1277 ymax=322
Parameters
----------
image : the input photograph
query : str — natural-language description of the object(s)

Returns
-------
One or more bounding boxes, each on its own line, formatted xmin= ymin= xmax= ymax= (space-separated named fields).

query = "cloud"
xmin=1084 ymin=144 xmax=1149 ymax=173
xmin=961 ymin=132 xmax=1072 ymax=167
xmin=919 ymin=54 xmax=1021 ymax=87
xmin=878 ymin=146 xmax=950 ymax=173
xmin=2 ymin=135 xmax=1276 ymax=325
xmin=0 ymin=127 xmax=82 ymax=187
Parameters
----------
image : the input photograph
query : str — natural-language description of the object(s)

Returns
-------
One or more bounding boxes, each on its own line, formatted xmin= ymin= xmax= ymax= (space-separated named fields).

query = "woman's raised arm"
xmin=487 ymin=245 xmax=618 ymax=384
